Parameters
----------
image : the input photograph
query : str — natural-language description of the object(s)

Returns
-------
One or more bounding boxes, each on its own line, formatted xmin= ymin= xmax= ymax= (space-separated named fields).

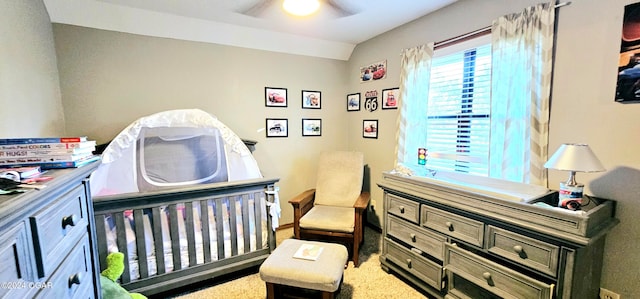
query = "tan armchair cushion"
xmin=299 ymin=205 xmax=355 ymax=233
xmin=314 ymin=151 xmax=364 ymax=208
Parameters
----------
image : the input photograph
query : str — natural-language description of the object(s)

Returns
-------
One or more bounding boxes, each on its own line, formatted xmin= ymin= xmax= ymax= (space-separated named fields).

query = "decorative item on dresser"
xmin=0 ymin=163 xmax=101 ymax=298
xmin=378 ymin=171 xmax=618 ymax=299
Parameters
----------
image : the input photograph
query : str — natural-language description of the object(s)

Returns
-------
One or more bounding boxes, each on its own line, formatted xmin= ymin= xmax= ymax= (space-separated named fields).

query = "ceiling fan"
xmin=238 ymin=0 xmax=359 ymax=18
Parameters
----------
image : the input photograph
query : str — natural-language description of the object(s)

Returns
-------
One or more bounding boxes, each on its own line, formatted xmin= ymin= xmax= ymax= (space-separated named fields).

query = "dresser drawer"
xmin=0 ymin=222 xmax=36 ymax=299
xmin=486 ymin=225 xmax=559 ymax=277
xmin=30 ymin=184 xmax=89 ymax=277
xmin=384 ymin=238 xmax=444 ymax=290
xmin=387 ymin=214 xmax=447 ymax=260
xmin=387 ymin=194 xmax=420 ymax=224
xmin=421 ymin=206 xmax=484 ymax=247
xmin=35 ymin=235 xmax=94 ymax=299
xmin=444 ymin=243 xmax=553 ymax=299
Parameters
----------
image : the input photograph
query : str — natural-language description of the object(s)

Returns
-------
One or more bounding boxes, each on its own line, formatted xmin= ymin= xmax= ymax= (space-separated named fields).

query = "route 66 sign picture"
xmin=364 ymin=90 xmax=378 ymax=112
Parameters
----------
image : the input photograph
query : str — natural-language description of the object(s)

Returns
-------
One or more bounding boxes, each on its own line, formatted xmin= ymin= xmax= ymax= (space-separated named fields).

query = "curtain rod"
xmin=434 ymin=1 xmax=572 ymax=49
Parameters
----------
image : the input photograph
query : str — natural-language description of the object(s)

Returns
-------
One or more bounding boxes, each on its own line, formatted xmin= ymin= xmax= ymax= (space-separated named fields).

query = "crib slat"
xmin=200 ymin=199 xmax=212 ymax=263
xmin=253 ymin=192 xmax=263 ymax=250
xmin=152 ymin=207 xmax=165 ymax=275
xmin=229 ymin=196 xmax=238 ymax=256
xmin=214 ymin=199 xmax=225 ymax=259
xmin=133 ymin=209 xmax=149 ymax=279
xmin=168 ymin=204 xmax=181 ymax=271
xmin=185 ymin=201 xmax=197 ymax=267
xmin=241 ymin=194 xmax=251 ymax=253
xmin=94 ymin=214 xmax=108 ymax=271
xmin=115 ymin=212 xmax=131 ymax=283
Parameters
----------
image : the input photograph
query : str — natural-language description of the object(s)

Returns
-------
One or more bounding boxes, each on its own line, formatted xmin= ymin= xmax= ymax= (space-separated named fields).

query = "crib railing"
xmin=92 ymin=177 xmax=279 ymax=295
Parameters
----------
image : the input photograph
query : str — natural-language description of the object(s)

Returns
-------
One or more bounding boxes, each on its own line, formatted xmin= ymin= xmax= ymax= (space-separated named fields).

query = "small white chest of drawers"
xmin=378 ymin=172 xmax=618 ymax=299
xmin=0 ymin=165 xmax=100 ymax=299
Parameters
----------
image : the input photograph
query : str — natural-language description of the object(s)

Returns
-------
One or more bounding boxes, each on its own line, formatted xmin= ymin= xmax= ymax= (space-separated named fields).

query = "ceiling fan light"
xmin=282 ymin=0 xmax=320 ymax=16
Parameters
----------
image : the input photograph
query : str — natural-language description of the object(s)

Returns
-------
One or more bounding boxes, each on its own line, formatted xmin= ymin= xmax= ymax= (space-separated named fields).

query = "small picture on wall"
xmin=265 ymin=87 xmax=288 ymax=107
xmin=382 ymin=87 xmax=399 ymax=109
xmin=360 ymin=60 xmax=387 ymax=83
xmin=302 ymin=118 xmax=322 ymax=136
xmin=302 ymin=90 xmax=321 ymax=109
xmin=363 ymin=119 xmax=378 ymax=139
xmin=266 ymin=118 xmax=288 ymax=137
xmin=347 ymin=93 xmax=361 ymax=111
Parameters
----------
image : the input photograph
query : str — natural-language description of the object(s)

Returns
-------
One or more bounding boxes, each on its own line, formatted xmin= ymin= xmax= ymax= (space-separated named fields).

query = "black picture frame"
xmin=266 ymin=118 xmax=288 ymax=137
xmin=347 ymin=93 xmax=361 ymax=111
xmin=265 ymin=87 xmax=288 ymax=107
xmin=302 ymin=118 xmax=322 ymax=136
xmin=382 ymin=87 xmax=399 ymax=109
xmin=302 ymin=90 xmax=321 ymax=109
xmin=363 ymin=119 xmax=378 ymax=139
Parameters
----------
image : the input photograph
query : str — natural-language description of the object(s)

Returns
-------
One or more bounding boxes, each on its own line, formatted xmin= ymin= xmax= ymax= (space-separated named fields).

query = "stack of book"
xmin=0 ymin=136 xmax=100 ymax=169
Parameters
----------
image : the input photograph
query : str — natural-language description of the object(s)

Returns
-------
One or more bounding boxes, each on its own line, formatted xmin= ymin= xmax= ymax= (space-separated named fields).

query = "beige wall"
xmin=0 ymin=0 xmax=65 ymax=137
xmin=52 ymin=25 xmax=350 ymax=223
xmin=347 ymin=0 xmax=640 ymax=297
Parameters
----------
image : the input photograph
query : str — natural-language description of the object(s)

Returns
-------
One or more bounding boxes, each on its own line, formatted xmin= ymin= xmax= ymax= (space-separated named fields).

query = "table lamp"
xmin=544 ymin=143 xmax=605 ymax=209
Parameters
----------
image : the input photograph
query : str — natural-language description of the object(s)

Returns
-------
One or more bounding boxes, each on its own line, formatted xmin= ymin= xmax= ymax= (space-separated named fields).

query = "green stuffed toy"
xmin=100 ymin=252 xmax=147 ymax=299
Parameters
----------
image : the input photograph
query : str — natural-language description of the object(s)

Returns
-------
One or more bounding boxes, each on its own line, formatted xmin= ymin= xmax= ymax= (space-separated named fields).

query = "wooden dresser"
xmin=378 ymin=172 xmax=618 ymax=299
xmin=0 ymin=164 xmax=100 ymax=299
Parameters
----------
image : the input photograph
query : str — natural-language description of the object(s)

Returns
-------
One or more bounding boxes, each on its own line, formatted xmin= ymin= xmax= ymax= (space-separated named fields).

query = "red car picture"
xmin=268 ymin=92 xmax=285 ymax=103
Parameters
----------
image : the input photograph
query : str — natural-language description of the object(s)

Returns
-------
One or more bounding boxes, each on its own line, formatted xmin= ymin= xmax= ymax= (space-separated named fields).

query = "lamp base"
xmin=558 ymin=182 xmax=584 ymax=210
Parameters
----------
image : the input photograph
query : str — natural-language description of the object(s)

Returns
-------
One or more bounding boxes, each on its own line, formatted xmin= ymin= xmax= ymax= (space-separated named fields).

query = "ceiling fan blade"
xmin=326 ymin=0 xmax=359 ymax=17
xmin=238 ymin=0 xmax=275 ymax=17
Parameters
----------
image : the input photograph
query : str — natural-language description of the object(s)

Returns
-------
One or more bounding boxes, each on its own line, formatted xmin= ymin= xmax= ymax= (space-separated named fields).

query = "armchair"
xmin=288 ymin=151 xmax=370 ymax=266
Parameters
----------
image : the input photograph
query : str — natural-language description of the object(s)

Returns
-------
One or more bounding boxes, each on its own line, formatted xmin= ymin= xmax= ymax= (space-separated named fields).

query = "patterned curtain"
xmin=394 ymin=44 xmax=434 ymax=174
xmin=489 ymin=1 xmax=555 ymax=186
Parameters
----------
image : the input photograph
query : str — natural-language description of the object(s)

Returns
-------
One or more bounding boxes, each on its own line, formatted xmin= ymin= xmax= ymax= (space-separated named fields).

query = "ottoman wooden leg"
xmin=265 ymin=282 xmax=276 ymax=299
xmin=320 ymin=291 xmax=335 ymax=299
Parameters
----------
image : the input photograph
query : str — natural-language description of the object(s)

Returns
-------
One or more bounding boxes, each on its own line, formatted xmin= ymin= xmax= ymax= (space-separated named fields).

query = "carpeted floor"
xmin=166 ymin=226 xmax=430 ymax=299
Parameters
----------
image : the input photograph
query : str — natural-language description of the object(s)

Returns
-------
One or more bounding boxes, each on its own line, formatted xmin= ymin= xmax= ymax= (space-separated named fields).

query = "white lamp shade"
xmin=544 ymin=143 xmax=605 ymax=172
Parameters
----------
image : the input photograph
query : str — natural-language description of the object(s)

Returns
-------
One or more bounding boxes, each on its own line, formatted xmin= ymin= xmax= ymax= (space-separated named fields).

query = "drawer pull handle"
xmin=445 ymin=221 xmax=454 ymax=231
xmin=399 ymin=206 xmax=405 ymax=213
xmin=406 ymin=259 xmax=412 ymax=268
xmin=513 ymin=245 xmax=528 ymax=258
xmin=68 ymin=272 xmax=83 ymax=288
xmin=482 ymin=272 xmax=494 ymax=286
xmin=62 ymin=214 xmax=79 ymax=228
xmin=410 ymin=233 xmax=416 ymax=242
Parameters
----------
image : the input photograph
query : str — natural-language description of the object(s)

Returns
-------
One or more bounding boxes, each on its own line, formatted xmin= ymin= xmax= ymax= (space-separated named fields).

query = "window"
xmin=425 ymin=35 xmax=492 ymax=176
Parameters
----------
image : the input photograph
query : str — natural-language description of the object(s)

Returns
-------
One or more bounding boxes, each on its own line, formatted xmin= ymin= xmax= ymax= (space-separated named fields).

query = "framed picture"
xmin=347 ymin=93 xmax=361 ymax=111
xmin=265 ymin=87 xmax=287 ymax=107
xmin=360 ymin=60 xmax=387 ymax=83
xmin=302 ymin=90 xmax=321 ymax=109
xmin=382 ymin=87 xmax=399 ymax=109
xmin=617 ymin=2 xmax=640 ymax=103
xmin=265 ymin=118 xmax=288 ymax=137
xmin=363 ymin=119 xmax=378 ymax=139
xmin=302 ymin=118 xmax=322 ymax=136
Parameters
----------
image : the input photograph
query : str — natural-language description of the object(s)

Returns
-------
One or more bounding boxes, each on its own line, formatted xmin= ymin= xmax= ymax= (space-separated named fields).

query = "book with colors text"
xmin=0 ymin=140 xmax=97 ymax=150
xmin=0 ymin=136 xmax=88 ymax=145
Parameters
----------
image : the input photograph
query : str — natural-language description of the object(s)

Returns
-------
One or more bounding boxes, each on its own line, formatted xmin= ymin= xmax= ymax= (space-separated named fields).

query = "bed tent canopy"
xmin=89 ymin=109 xmax=263 ymax=197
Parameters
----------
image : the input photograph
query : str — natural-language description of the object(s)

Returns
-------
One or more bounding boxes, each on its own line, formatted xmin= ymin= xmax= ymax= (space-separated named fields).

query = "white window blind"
xmin=426 ymin=40 xmax=492 ymax=175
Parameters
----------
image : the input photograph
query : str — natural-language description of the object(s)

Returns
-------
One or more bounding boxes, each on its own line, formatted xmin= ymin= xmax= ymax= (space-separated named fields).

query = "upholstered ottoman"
xmin=259 ymin=239 xmax=348 ymax=299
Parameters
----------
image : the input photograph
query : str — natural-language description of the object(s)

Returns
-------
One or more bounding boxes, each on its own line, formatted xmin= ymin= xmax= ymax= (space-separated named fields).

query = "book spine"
xmin=0 ymin=154 xmax=90 ymax=165
xmin=0 ymin=155 xmax=99 ymax=169
xmin=0 ymin=147 xmax=94 ymax=158
xmin=0 ymin=137 xmax=87 ymax=145
xmin=0 ymin=141 xmax=96 ymax=150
